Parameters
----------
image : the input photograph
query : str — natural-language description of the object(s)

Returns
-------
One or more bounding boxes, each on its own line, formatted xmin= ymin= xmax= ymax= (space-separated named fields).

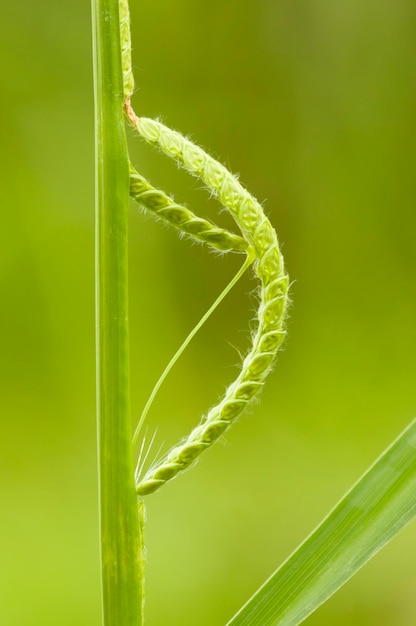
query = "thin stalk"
xmin=133 ymin=250 xmax=255 ymax=448
xmin=92 ymin=0 xmax=144 ymax=624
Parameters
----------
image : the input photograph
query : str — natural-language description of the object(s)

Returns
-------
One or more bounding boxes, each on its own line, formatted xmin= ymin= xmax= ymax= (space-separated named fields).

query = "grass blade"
xmin=227 ymin=419 xmax=416 ymax=626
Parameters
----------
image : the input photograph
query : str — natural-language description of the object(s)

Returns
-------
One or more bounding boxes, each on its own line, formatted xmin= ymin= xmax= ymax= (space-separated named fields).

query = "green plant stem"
xmin=92 ymin=0 xmax=144 ymax=623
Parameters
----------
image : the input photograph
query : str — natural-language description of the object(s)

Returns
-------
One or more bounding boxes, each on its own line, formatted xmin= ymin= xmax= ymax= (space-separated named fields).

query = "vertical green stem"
xmin=92 ymin=0 xmax=144 ymax=624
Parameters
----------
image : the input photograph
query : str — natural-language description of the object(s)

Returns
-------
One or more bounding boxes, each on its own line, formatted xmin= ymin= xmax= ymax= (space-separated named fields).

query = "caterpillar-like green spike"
xmin=119 ymin=0 xmax=289 ymax=496
xmin=119 ymin=0 xmax=134 ymax=100
xmin=130 ymin=166 xmax=249 ymax=253
xmin=129 ymin=117 xmax=289 ymax=496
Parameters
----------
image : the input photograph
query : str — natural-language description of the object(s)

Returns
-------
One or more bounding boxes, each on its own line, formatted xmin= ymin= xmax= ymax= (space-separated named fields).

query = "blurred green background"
xmin=1 ymin=0 xmax=416 ymax=624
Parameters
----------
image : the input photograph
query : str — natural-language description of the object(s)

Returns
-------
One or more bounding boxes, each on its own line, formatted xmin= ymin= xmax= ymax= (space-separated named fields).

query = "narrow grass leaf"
xmin=227 ymin=419 xmax=416 ymax=626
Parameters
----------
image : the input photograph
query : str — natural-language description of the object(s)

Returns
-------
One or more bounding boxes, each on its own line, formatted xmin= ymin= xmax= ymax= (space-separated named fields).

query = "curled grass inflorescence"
xmin=119 ymin=0 xmax=289 ymax=496
xmin=130 ymin=116 xmax=289 ymax=496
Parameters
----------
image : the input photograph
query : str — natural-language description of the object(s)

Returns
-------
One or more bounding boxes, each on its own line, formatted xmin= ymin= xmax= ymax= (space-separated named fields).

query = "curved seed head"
xmin=119 ymin=2 xmax=289 ymax=497
xmin=130 ymin=117 xmax=290 ymax=496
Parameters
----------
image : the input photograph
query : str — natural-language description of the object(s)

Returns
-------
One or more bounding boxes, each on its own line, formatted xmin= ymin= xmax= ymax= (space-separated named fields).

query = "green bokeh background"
xmin=1 ymin=1 xmax=415 ymax=624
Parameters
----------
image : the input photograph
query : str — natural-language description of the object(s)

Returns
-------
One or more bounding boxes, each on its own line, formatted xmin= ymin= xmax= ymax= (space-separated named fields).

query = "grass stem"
xmin=92 ymin=0 xmax=144 ymax=622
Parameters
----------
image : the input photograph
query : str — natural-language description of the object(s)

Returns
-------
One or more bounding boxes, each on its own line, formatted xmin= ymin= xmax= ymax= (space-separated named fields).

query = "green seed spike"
xmin=119 ymin=2 xmax=289 ymax=496
xmin=129 ymin=166 xmax=249 ymax=253
xmin=119 ymin=0 xmax=134 ymax=100
xmin=130 ymin=117 xmax=289 ymax=496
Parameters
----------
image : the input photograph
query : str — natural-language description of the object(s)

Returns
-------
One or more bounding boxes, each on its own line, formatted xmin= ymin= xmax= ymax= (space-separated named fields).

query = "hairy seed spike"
xmin=119 ymin=0 xmax=134 ymax=100
xmin=120 ymin=0 xmax=289 ymax=498
xmin=128 ymin=117 xmax=289 ymax=497
xmin=130 ymin=167 xmax=248 ymax=253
